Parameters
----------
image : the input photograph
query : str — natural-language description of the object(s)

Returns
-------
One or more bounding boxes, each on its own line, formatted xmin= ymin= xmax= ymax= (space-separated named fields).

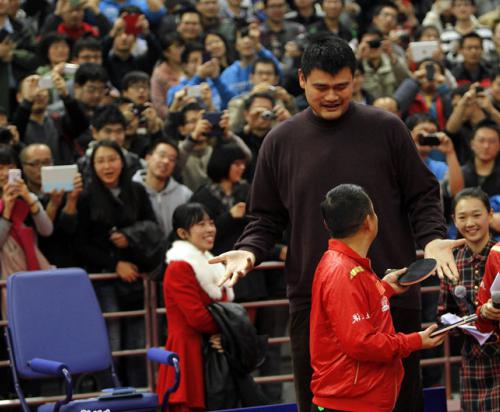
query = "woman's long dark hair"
xmin=88 ymin=140 xmax=138 ymax=226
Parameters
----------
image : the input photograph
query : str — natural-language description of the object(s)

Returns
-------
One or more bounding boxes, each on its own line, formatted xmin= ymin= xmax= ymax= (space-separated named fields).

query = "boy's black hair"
xmin=118 ymin=5 xmax=143 ymax=15
xmin=405 ymin=112 xmax=438 ymax=131
xmin=472 ymin=119 xmax=500 ymax=141
xmin=301 ymin=34 xmax=356 ymax=78
xmin=146 ymin=137 xmax=179 ymax=156
xmin=251 ymin=57 xmax=278 ymax=75
xmin=320 ymin=184 xmax=374 ymax=238
xmin=207 ymin=143 xmax=247 ymax=183
xmin=73 ymin=35 xmax=101 ymax=56
xmin=452 ymin=187 xmax=490 ymax=216
xmin=74 ymin=63 xmax=109 ymax=86
xmin=180 ymin=42 xmax=204 ymax=64
xmin=122 ymin=71 xmax=150 ymax=91
xmin=91 ymin=105 xmax=127 ymax=130
xmin=172 ymin=202 xmax=210 ymax=239
xmin=460 ymin=32 xmax=482 ymax=48
xmin=244 ymin=92 xmax=275 ymax=110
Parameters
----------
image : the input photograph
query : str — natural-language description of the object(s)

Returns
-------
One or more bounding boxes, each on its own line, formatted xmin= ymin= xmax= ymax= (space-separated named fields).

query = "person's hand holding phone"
xmin=1 ymin=181 xmax=20 ymax=220
xmin=419 ymin=324 xmax=447 ymax=349
xmin=21 ymin=74 xmax=41 ymax=102
xmin=230 ymin=202 xmax=246 ymax=219
xmin=52 ymin=68 xmax=68 ymax=97
xmin=191 ymin=113 xmax=211 ymax=143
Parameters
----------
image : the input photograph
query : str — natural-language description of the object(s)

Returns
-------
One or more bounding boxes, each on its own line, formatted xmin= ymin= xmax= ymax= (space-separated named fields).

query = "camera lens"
xmin=261 ymin=110 xmax=276 ymax=120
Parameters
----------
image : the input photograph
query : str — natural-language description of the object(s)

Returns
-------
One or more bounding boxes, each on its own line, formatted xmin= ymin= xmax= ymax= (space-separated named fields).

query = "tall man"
xmin=211 ymin=35 xmax=465 ymax=412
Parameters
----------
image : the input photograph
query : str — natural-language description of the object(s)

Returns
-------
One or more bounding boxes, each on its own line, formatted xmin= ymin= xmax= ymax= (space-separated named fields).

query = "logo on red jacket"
xmin=381 ymin=296 xmax=390 ymax=312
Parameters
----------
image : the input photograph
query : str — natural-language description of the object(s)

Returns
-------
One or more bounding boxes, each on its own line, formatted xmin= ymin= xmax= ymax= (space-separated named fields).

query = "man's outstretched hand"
xmin=424 ymin=238 xmax=467 ymax=282
xmin=209 ymin=250 xmax=256 ymax=287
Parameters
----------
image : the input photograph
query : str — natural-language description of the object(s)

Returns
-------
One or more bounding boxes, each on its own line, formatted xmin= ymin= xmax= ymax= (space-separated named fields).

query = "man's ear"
xmin=298 ymin=69 xmax=305 ymax=90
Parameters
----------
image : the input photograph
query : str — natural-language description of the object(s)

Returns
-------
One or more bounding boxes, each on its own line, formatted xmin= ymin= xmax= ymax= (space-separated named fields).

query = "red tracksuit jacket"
xmin=476 ymin=242 xmax=500 ymax=336
xmin=310 ymin=240 xmax=422 ymax=412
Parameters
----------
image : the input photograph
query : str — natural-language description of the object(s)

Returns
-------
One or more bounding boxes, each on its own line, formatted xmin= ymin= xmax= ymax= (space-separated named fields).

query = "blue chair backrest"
xmin=424 ymin=386 xmax=448 ymax=412
xmin=7 ymin=268 xmax=113 ymax=379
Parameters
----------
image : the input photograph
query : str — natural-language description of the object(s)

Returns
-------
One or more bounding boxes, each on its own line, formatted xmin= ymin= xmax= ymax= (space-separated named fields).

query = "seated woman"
xmin=75 ymin=139 xmax=162 ymax=386
xmin=0 ymin=145 xmax=53 ymax=316
xmin=156 ymin=202 xmax=233 ymax=411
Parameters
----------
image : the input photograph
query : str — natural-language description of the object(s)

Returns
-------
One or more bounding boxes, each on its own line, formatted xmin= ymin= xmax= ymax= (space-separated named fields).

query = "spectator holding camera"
xmin=99 ymin=0 xmax=166 ymax=25
xmin=406 ymin=113 xmax=464 ymax=197
xmin=307 ymin=0 xmax=353 ymax=42
xmin=12 ymin=73 xmax=89 ymax=165
xmin=285 ymin=0 xmax=323 ymax=28
xmin=103 ymin=9 xmax=161 ymax=90
xmin=228 ymin=57 xmax=296 ymax=131
xmin=167 ymin=42 xmax=236 ymax=111
xmin=356 ymin=27 xmax=411 ymax=99
xmin=176 ymin=103 xmax=251 ymax=191
xmin=395 ymin=59 xmax=453 ymax=130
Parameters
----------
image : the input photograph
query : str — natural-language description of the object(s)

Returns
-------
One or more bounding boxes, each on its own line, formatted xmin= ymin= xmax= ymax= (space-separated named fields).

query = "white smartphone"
xmin=8 ymin=168 xmax=21 ymax=184
xmin=63 ymin=63 xmax=79 ymax=75
xmin=41 ymin=165 xmax=78 ymax=192
xmin=409 ymin=41 xmax=439 ymax=62
xmin=38 ymin=75 xmax=53 ymax=89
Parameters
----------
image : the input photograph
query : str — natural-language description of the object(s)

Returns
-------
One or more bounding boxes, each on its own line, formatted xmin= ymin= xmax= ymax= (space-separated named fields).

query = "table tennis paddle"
xmin=397 ymin=258 xmax=437 ymax=286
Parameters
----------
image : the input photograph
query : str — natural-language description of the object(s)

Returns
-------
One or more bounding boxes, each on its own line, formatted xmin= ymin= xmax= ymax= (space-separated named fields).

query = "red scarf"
xmin=0 ymin=199 xmax=40 ymax=271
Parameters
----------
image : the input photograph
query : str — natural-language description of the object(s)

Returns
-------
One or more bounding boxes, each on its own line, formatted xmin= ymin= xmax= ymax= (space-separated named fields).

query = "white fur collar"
xmin=166 ymin=240 xmax=234 ymax=301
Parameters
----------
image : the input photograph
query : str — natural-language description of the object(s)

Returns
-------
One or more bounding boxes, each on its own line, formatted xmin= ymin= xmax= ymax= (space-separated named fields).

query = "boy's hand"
xmin=419 ymin=324 xmax=447 ymax=349
xmin=382 ymin=267 xmax=409 ymax=295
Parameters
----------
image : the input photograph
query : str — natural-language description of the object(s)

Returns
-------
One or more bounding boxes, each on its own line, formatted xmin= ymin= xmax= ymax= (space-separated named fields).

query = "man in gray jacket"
xmin=132 ymin=138 xmax=192 ymax=238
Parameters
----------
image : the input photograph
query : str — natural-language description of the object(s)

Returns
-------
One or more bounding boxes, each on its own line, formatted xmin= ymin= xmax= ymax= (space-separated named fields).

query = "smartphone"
xmin=123 ymin=13 xmax=142 ymax=36
xmin=41 ymin=164 xmax=78 ymax=192
xmin=430 ymin=314 xmax=477 ymax=337
xmin=425 ymin=64 xmax=435 ymax=81
xmin=186 ymin=85 xmax=202 ymax=98
xmin=63 ymin=63 xmax=79 ymax=75
xmin=203 ymin=112 xmax=224 ymax=137
xmin=367 ymin=39 xmax=382 ymax=49
xmin=38 ymin=75 xmax=53 ymax=89
xmin=475 ymin=86 xmax=485 ymax=94
xmin=202 ymin=52 xmax=212 ymax=64
xmin=8 ymin=169 xmax=21 ymax=184
xmin=418 ymin=134 xmax=441 ymax=146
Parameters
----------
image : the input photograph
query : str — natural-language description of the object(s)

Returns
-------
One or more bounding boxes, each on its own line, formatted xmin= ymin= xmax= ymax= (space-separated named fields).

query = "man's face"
xmin=452 ymin=0 xmax=474 ymax=20
xmin=177 ymin=13 xmax=202 ymax=41
xmin=299 ymin=67 xmax=353 ymax=121
xmin=471 ymin=127 xmax=500 ymax=163
xmin=461 ymin=37 xmax=482 ymax=66
xmin=61 ymin=4 xmax=85 ymax=29
xmin=146 ymin=143 xmax=178 ymax=181
xmin=75 ymin=80 xmax=107 ymax=108
xmin=31 ymin=88 xmax=50 ymax=113
xmin=123 ymin=81 xmax=150 ymax=105
xmin=75 ymin=49 xmax=103 ymax=65
xmin=92 ymin=123 xmax=126 ymax=146
xmin=178 ymin=110 xmax=202 ymax=137
xmin=372 ymin=6 xmax=397 ymax=35
xmin=251 ymin=63 xmax=278 ymax=86
xmin=113 ymin=30 xmax=136 ymax=54
xmin=235 ymin=34 xmax=256 ymax=59
xmin=244 ymin=96 xmax=274 ymax=137
xmin=196 ymin=0 xmax=219 ymax=19
xmin=361 ymin=33 xmax=383 ymax=61
xmin=491 ymin=75 xmax=500 ymax=103
xmin=48 ymin=41 xmax=70 ymax=66
xmin=411 ymin=121 xmax=438 ymax=157
xmin=22 ymin=146 xmax=53 ymax=187
xmin=322 ymin=0 xmax=343 ymax=19
xmin=265 ymin=0 xmax=286 ymax=23
xmin=183 ymin=51 xmax=202 ymax=78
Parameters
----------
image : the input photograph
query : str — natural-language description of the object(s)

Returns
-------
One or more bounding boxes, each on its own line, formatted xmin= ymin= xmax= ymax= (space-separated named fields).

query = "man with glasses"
xmin=307 ymin=0 xmax=352 ymax=42
xmin=132 ymin=138 xmax=192 ymax=238
xmin=452 ymin=32 xmax=492 ymax=87
xmin=20 ymin=143 xmax=54 ymax=196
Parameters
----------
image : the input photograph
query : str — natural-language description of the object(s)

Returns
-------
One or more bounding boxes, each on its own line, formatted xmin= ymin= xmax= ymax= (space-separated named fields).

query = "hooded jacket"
xmin=132 ymin=169 xmax=192 ymax=237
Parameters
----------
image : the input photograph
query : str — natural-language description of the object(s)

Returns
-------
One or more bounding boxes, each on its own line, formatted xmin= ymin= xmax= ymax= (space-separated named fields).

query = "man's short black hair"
xmin=91 ymin=105 xmax=127 ymax=130
xmin=73 ymin=35 xmax=101 ymax=56
xmin=405 ymin=113 xmax=438 ymax=131
xmin=180 ymin=102 xmax=202 ymax=125
xmin=147 ymin=137 xmax=179 ymax=156
xmin=460 ymin=32 xmax=482 ymax=48
xmin=251 ymin=57 xmax=278 ymax=75
xmin=472 ymin=119 xmax=500 ymax=141
xmin=244 ymin=92 xmax=275 ymax=110
xmin=301 ymin=34 xmax=356 ymax=78
xmin=372 ymin=1 xmax=399 ymax=18
xmin=320 ymin=184 xmax=373 ymax=238
xmin=122 ymin=71 xmax=150 ymax=91
xmin=178 ymin=7 xmax=202 ymax=22
xmin=181 ymin=42 xmax=204 ymax=64
xmin=74 ymin=63 xmax=109 ymax=86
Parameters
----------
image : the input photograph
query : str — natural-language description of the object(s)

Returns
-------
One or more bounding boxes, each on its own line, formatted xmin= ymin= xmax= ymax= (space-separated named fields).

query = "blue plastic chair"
xmin=4 ymin=268 xmax=180 ymax=412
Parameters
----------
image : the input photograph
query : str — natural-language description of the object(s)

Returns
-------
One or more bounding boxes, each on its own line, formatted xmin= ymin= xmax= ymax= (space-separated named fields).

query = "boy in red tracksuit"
xmin=476 ymin=242 xmax=500 ymax=334
xmin=310 ymin=184 xmax=446 ymax=412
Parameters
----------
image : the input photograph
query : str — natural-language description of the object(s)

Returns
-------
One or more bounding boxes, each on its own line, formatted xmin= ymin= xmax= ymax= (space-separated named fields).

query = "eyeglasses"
xmin=23 ymin=159 xmax=53 ymax=168
xmin=154 ymin=151 xmax=177 ymax=162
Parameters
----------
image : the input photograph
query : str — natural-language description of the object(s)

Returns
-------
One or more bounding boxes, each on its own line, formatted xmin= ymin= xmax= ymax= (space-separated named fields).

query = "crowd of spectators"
xmin=0 ymin=0 xmax=499 ymax=405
